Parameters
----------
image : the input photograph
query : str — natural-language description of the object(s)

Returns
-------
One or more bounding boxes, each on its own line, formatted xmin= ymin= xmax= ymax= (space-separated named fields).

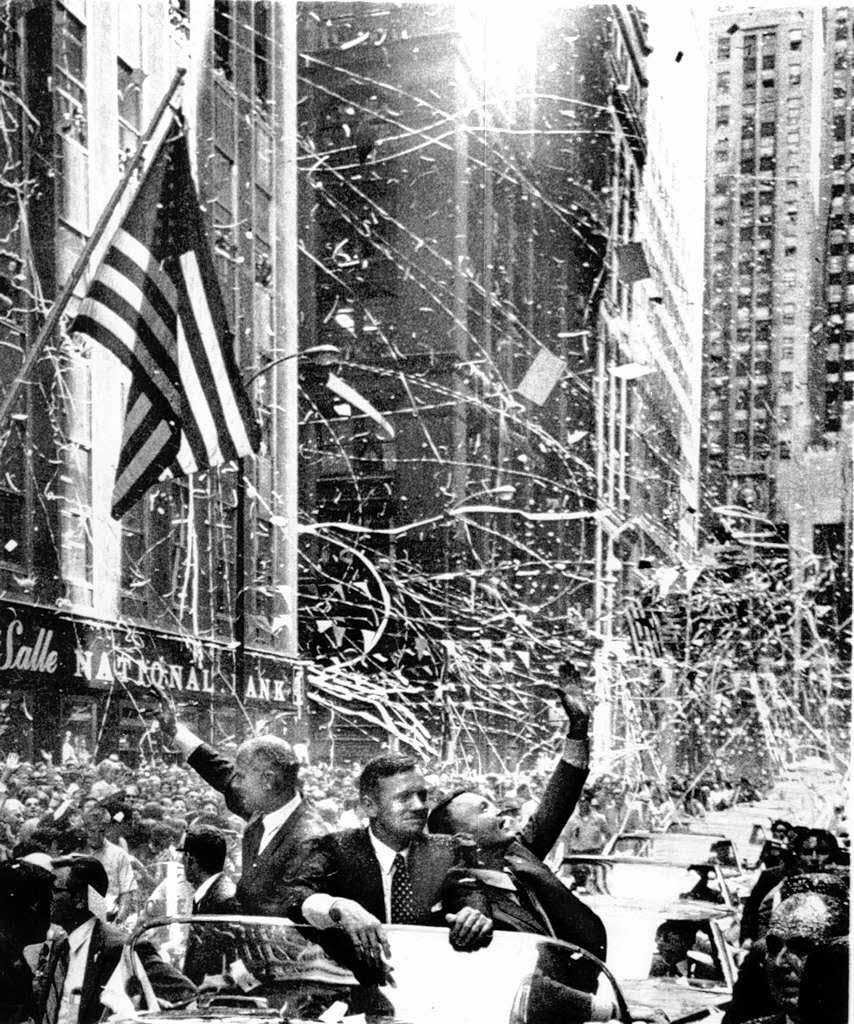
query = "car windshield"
xmin=128 ymin=918 xmax=623 ymax=1024
xmin=611 ymin=834 xmax=739 ymax=868
xmin=559 ymin=859 xmax=730 ymax=908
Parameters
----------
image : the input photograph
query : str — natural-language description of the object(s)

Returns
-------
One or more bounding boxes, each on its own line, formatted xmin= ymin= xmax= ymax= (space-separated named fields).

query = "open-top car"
xmin=602 ymin=831 xmax=751 ymax=898
xmin=557 ymin=856 xmax=738 ymax=1022
xmin=104 ymin=916 xmax=631 ymax=1024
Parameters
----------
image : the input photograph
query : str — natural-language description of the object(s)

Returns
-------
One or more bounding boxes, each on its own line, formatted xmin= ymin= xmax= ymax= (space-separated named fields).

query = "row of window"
xmin=716 ymin=26 xmax=804 ymax=62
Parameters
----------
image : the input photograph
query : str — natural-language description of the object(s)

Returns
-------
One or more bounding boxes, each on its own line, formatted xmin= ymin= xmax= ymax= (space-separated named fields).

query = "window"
xmin=717 ymin=36 xmax=731 ymax=60
xmin=55 ymin=8 xmax=88 ymax=229
xmin=744 ymin=35 xmax=757 ymax=58
xmin=760 ymin=121 xmax=775 ymax=137
xmin=117 ymin=60 xmax=141 ymax=170
xmin=0 ymin=419 xmax=25 ymax=566
xmin=789 ymin=64 xmax=802 ymax=86
xmin=789 ymin=28 xmax=803 ymax=50
xmin=762 ymin=54 xmax=775 ymax=70
xmin=785 ymin=244 xmax=797 ymax=257
xmin=254 ymin=1 xmax=271 ymax=105
xmin=781 ymin=371 xmax=793 ymax=391
xmin=716 ymin=105 xmax=730 ymax=127
xmin=717 ymin=71 xmax=730 ymax=93
xmin=782 ymin=304 xmax=796 ymax=323
xmin=213 ymin=1 xmax=234 ymax=81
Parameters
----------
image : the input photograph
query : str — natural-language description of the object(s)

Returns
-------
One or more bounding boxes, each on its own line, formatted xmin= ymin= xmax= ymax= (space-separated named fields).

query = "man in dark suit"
xmin=158 ymin=710 xmax=327 ymax=914
xmin=180 ymin=824 xmax=240 ymax=985
xmin=0 ymin=858 xmax=54 ymax=1023
xmin=736 ymin=892 xmax=849 ymax=1024
xmin=44 ymin=856 xmax=195 ymax=1024
xmin=276 ymin=753 xmax=494 ymax=968
xmin=425 ymin=686 xmax=606 ymax=969
xmin=180 ymin=824 xmax=239 ymax=915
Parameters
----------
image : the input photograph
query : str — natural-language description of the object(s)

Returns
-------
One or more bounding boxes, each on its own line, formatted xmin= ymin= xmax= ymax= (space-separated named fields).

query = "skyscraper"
xmin=703 ymin=8 xmax=851 ymax=586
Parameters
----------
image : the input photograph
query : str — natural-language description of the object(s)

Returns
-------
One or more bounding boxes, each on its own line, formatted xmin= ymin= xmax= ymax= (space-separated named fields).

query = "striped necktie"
xmin=41 ymin=935 xmax=69 ymax=1024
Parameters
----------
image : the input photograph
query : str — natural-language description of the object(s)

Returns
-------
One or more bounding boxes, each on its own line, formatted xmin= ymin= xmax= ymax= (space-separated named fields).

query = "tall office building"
xmin=703 ymin=10 xmax=851 ymax=576
xmin=704 ymin=9 xmax=821 ymax=519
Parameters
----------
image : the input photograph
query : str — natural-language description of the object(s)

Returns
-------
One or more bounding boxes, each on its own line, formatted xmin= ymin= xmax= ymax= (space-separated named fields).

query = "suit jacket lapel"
xmin=243 ymin=815 xmax=264 ymax=869
xmin=358 ymin=829 xmax=388 ymax=922
xmin=78 ymin=919 xmax=104 ymax=1024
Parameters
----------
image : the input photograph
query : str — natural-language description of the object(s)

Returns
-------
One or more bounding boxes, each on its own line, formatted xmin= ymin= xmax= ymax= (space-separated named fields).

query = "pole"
xmin=0 ymin=66 xmax=186 ymax=431
xmin=234 ymin=457 xmax=247 ymax=719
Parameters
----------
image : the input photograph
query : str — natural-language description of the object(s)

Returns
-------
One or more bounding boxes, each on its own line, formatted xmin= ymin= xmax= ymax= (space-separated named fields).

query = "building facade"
xmin=296 ymin=4 xmax=705 ymax=766
xmin=702 ymin=8 xmax=851 ymax=647
xmin=0 ymin=0 xmax=299 ymax=763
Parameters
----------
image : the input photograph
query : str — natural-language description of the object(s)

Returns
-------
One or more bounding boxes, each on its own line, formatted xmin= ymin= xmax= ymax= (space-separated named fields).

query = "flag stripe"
xmin=103 ymin=246 xmax=176 ymax=341
xmin=179 ymin=244 xmax=259 ymax=445
xmin=91 ymin=265 xmax=176 ymax=367
xmin=175 ymin=318 xmax=225 ymax=467
xmin=71 ymin=309 xmax=178 ymax=411
xmin=178 ymin=251 xmax=251 ymax=460
xmin=113 ymin=418 xmax=176 ymax=517
xmin=116 ymin=390 xmax=168 ymax=480
xmin=110 ymin=227 xmax=178 ymax=311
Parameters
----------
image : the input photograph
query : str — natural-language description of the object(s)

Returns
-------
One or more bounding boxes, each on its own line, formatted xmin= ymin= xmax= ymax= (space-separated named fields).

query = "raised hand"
xmin=557 ymin=679 xmax=589 ymax=745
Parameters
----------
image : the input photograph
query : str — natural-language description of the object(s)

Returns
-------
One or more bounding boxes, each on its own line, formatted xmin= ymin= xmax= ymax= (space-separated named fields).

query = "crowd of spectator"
xmin=0 ymin=734 xmax=811 ymax=933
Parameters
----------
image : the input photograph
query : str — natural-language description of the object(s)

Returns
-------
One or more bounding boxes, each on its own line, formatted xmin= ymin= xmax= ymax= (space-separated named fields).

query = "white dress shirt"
xmin=193 ymin=871 xmax=222 ymax=906
xmin=58 ymin=918 xmax=96 ymax=1024
xmin=257 ymin=792 xmax=302 ymax=854
xmin=302 ymin=829 xmax=408 ymax=928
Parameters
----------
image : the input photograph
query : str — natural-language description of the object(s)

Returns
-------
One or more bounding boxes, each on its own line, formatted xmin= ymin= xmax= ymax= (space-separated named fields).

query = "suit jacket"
xmin=194 ymin=873 xmax=240 ymax=915
xmin=443 ymin=756 xmax=606 ymax=978
xmin=187 ymin=742 xmax=328 ymax=915
xmin=184 ymin=874 xmax=242 ymax=986
xmin=739 ymin=866 xmax=786 ymax=943
xmin=276 ymin=827 xmax=458 ymax=925
xmin=68 ymin=919 xmax=196 ymax=1024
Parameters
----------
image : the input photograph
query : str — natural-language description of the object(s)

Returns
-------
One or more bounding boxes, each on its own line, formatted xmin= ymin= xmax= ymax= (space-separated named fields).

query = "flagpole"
xmin=0 ymin=66 xmax=187 ymax=432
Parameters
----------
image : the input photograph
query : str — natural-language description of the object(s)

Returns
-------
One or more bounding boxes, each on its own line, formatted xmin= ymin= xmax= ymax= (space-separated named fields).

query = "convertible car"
xmin=103 ymin=916 xmax=630 ymax=1024
xmin=558 ymin=856 xmax=738 ymax=1022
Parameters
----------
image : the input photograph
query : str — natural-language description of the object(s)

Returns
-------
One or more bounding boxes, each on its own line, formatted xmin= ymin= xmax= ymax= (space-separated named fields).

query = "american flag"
xmin=70 ymin=122 xmax=260 ymax=519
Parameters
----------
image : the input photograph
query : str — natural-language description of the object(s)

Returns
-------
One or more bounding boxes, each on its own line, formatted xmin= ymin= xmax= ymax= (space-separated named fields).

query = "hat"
xmin=177 ymin=823 xmax=227 ymax=862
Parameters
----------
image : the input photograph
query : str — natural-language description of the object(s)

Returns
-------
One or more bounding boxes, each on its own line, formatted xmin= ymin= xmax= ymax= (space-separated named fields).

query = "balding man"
xmin=158 ymin=711 xmax=326 ymax=914
xmin=739 ymin=891 xmax=848 ymax=1024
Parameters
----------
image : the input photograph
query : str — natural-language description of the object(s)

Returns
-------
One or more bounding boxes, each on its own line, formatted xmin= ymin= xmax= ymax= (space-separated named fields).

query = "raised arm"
xmin=519 ymin=684 xmax=591 ymax=862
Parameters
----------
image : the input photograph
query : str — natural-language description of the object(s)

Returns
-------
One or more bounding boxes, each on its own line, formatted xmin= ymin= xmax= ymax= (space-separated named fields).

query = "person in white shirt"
xmin=81 ymin=807 xmax=137 ymax=925
xmin=47 ymin=855 xmax=195 ymax=1024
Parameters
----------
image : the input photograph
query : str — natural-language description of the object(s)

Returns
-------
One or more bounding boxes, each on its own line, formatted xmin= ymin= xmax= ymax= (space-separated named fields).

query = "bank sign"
xmin=0 ymin=603 xmax=294 ymax=707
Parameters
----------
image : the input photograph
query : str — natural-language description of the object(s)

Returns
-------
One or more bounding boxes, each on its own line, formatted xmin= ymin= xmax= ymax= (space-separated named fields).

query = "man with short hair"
xmin=425 ymin=688 xmax=605 ymax=966
xmin=180 ymin=825 xmax=238 ymax=985
xmin=82 ymin=805 xmax=137 ymax=925
xmin=740 ymin=828 xmax=841 ymax=945
xmin=276 ymin=752 xmax=493 ymax=964
xmin=180 ymin=824 xmax=237 ymax=915
xmin=157 ymin=710 xmax=326 ymax=914
xmin=0 ymin=858 xmax=54 ymax=1022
